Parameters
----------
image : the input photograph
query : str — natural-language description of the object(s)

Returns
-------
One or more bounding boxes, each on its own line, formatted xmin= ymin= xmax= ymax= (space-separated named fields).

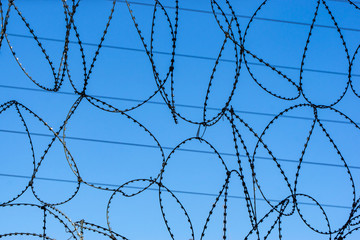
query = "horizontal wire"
xmin=7 ymin=33 xmax=359 ymax=78
xmin=0 ymin=172 xmax=351 ymax=209
xmin=1 ymin=128 xmax=360 ymax=170
xmin=1 ymin=83 xmax=360 ymax=126
xmin=115 ymin=0 xmax=360 ymax=33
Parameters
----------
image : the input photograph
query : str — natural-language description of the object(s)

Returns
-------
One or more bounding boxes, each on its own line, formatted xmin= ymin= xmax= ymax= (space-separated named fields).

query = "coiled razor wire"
xmin=0 ymin=0 xmax=360 ymax=239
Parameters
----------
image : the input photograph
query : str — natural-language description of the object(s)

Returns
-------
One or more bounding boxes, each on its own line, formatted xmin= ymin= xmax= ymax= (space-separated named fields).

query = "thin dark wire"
xmin=114 ymin=0 xmax=360 ymax=33
xmin=7 ymin=33 xmax=359 ymax=78
xmin=1 ymin=83 xmax=359 ymax=126
xmin=1 ymin=128 xmax=359 ymax=170
xmin=0 ymin=172 xmax=351 ymax=210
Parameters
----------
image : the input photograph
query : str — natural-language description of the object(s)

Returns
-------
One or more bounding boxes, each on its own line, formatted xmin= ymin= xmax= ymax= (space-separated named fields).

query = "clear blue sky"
xmin=1 ymin=0 xmax=360 ymax=239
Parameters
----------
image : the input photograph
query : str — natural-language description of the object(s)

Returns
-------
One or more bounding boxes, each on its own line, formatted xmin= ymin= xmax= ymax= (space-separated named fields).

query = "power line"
xmin=1 ymin=83 xmax=359 ymax=126
xmin=7 ymin=33 xmax=358 ymax=79
xmin=0 ymin=172 xmax=351 ymax=209
xmin=1 ymin=128 xmax=359 ymax=170
xmin=115 ymin=0 xmax=360 ymax=33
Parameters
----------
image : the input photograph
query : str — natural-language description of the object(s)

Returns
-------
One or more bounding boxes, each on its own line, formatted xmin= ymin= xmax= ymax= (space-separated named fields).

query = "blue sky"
xmin=1 ymin=0 xmax=360 ymax=239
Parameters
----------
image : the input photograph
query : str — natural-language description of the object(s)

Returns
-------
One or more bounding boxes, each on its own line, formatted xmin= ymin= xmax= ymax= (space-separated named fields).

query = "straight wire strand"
xmin=1 ymin=128 xmax=360 ymax=170
xmin=114 ymin=0 xmax=360 ymax=33
xmin=6 ymin=33 xmax=360 ymax=78
xmin=0 ymin=172 xmax=351 ymax=210
xmin=1 ymin=83 xmax=359 ymax=126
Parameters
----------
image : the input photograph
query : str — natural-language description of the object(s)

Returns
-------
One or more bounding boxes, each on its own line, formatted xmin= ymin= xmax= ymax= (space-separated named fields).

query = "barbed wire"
xmin=0 ymin=0 xmax=360 ymax=239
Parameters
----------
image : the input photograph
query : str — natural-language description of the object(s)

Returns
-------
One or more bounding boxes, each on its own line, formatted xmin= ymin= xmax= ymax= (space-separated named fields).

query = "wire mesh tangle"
xmin=1 ymin=0 xmax=360 ymax=239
